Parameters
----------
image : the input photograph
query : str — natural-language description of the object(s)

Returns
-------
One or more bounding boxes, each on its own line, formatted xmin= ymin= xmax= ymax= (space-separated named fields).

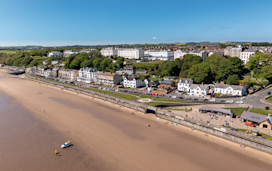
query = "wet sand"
xmin=1 ymin=74 xmax=272 ymax=171
xmin=0 ymin=94 xmax=106 ymax=171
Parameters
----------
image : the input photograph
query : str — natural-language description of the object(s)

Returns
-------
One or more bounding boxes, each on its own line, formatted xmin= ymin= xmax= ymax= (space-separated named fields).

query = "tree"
xmin=260 ymin=65 xmax=272 ymax=82
xmin=160 ymin=61 xmax=180 ymax=76
xmin=180 ymin=54 xmax=202 ymax=77
xmin=93 ymin=58 xmax=102 ymax=70
xmin=218 ymin=57 xmax=244 ymax=81
xmin=69 ymin=58 xmax=81 ymax=69
xmin=226 ymin=74 xmax=240 ymax=85
xmin=80 ymin=59 xmax=93 ymax=68
xmin=100 ymin=58 xmax=112 ymax=71
xmin=116 ymin=57 xmax=124 ymax=69
xmin=188 ymin=63 xmax=213 ymax=84
xmin=205 ymin=54 xmax=224 ymax=79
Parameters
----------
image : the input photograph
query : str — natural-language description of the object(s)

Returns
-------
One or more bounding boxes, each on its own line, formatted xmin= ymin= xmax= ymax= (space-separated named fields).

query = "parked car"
xmin=209 ymin=98 xmax=216 ymax=102
xmin=219 ymin=100 xmax=225 ymax=103
xmin=226 ymin=100 xmax=234 ymax=103
xmin=236 ymin=100 xmax=244 ymax=104
xmin=245 ymin=121 xmax=256 ymax=127
xmin=267 ymin=91 xmax=271 ymax=95
xmin=203 ymin=99 xmax=208 ymax=101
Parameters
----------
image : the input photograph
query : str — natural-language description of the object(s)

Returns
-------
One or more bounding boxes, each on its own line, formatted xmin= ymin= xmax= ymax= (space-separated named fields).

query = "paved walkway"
xmin=169 ymin=104 xmax=272 ymax=136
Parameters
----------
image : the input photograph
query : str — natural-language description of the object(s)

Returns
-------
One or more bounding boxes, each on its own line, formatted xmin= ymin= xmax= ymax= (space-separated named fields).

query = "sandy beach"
xmin=1 ymin=73 xmax=272 ymax=171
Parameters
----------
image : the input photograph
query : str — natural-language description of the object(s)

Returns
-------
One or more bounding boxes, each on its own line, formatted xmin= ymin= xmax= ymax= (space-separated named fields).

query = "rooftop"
xmin=199 ymin=106 xmax=233 ymax=116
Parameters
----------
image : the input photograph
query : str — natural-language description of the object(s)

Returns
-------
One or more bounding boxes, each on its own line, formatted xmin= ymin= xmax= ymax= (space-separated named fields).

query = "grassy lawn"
xmin=223 ymin=125 xmax=248 ymax=133
xmin=86 ymin=88 xmax=138 ymax=101
xmin=153 ymin=97 xmax=189 ymax=103
xmin=215 ymin=93 xmax=232 ymax=97
xmin=165 ymin=107 xmax=192 ymax=111
xmin=30 ymin=75 xmax=138 ymax=101
xmin=139 ymin=94 xmax=150 ymax=98
xmin=259 ymin=133 xmax=272 ymax=141
xmin=149 ymin=77 xmax=160 ymax=81
xmin=225 ymin=108 xmax=247 ymax=116
xmin=266 ymin=96 xmax=272 ymax=103
xmin=224 ymin=125 xmax=272 ymax=140
xmin=147 ymin=101 xmax=189 ymax=106
xmin=250 ymin=108 xmax=272 ymax=115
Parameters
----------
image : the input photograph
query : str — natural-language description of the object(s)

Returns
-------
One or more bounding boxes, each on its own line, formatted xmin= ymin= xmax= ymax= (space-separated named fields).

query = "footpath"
xmin=25 ymin=74 xmax=272 ymax=155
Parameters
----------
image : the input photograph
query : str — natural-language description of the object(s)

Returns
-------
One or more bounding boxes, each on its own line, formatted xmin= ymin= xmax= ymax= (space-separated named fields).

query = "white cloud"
xmin=152 ymin=36 xmax=157 ymax=40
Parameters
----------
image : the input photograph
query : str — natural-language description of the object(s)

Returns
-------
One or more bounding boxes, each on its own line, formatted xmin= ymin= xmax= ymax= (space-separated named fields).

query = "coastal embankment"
xmin=1 ymin=73 xmax=272 ymax=170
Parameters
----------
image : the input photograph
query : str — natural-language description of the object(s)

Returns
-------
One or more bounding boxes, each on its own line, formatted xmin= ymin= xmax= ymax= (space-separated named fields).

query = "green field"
xmin=153 ymin=97 xmax=189 ymax=103
xmin=225 ymin=108 xmax=247 ymax=116
xmin=250 ymin=108 xmax=272 ymax=115
xmin=266 ymin=96 xmax=272 ymax=103
xmin=0 ymin=50 xmax=17 ymax=54
xmin=165 ymin=107 xmax=192 ymax=111
xmin=86 ymin=88 xmax=138 ymax=101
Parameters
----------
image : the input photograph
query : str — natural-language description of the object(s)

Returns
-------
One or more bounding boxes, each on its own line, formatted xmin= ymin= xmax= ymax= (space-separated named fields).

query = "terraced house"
xmin=58 ymin=68 xmax=78 ymax=82
xmin=189 ymin=84 xmax=209 ymax=96
xmin=96 ymin=72 xmax=122 ymax=86
xmin=77 ymin=67 xmax=99 ymax=83
xmin=123 ymin=76 xmax=147 ymax=88
xmin=214 ymin=83 xmax=247 ymax=96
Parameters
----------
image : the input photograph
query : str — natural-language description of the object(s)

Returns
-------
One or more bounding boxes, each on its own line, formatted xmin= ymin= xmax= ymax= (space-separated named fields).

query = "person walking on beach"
xmin=54 ymin=149 xmax=59 ymax=155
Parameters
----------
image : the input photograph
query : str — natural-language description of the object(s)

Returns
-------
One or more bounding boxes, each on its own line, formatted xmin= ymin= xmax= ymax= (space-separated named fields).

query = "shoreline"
xmin=24 ymin=74 xmax=272 ymax=158
xmin=1 ymin=73 xmax=272 ymax=170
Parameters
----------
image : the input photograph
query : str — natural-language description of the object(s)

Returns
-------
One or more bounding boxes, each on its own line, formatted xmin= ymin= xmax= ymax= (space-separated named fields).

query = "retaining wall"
xmin=26 ymin=74 xmax=272 ymax=154
xmin=156 ymin=113 xmax=272 ymax=154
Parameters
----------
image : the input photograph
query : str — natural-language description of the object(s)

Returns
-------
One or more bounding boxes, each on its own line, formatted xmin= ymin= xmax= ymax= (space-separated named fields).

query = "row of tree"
xmin=1 ymin=49 xmax=271 ymax=85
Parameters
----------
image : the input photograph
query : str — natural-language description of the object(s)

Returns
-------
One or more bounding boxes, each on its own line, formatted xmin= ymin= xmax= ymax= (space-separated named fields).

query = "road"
xmin=244 ymin=87 xmax=272 ymax=108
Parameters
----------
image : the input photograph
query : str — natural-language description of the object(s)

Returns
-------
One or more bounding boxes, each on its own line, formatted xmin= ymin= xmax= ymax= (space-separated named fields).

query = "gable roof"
xmin=124 ymin=65 xmax=134 ymax=70
xmin=214 ymin=83 xmax=245 ymax=91
xmin=190 ymin=84 xmax=209 ymax=90
xmin=161 ymin=80 xmax=172 ymax=85
xmin=241 ymin=111 xmax=267 ymax=124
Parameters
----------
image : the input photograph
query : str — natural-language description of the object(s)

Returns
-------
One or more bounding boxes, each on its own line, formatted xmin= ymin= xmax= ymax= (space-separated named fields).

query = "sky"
xmin=0 ymin=0 xmax=272 ymax=46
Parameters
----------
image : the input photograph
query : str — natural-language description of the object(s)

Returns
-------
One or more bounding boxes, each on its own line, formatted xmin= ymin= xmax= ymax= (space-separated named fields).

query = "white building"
xmin=51 ymin=60 xmax=59 ymax=65
xmin=189 ymin=84 xmax=209 ymax=96
xmin=117 ymin=48 xmax=144 ymax=59
xmin=178 ymin=78 xmax=193 ymax=92
xmin=63 ymin=49 xmax=95 ymax=57
xmin=144 ymin=50 xmax=174 ymax=61
xmin=214 ymin=83 xmax=247 ymax=96
xmin=101 ymin=47 xmax=118 ymax=57
xmin=44 ymin=69 xmax=53 ymax=78
xmin=63 ymin=50 xmax=80 ymax=57
xmin=174 ymin=50 xmax=209 ymax=60
xmin=123 ymin=76 xmax=147 ymax=88
xmin=240 ymin=49 xmax=256 ymax=64
xmin=48 ymin=51 xmax=62 ymax=57
xmin=58 ymin=68 xmax=77 ymax=81
xmin=77 ymin=67 xmax=98 ymax=83
xmin=224 ymin=45 xmax=242 ymax=57
xmin=174 ymin=50 xmax=188 ymax=60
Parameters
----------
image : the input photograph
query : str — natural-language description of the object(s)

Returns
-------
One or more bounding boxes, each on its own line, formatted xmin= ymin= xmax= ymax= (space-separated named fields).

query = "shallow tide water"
xmin=0 ymin=93 xmax=99 ymax=171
